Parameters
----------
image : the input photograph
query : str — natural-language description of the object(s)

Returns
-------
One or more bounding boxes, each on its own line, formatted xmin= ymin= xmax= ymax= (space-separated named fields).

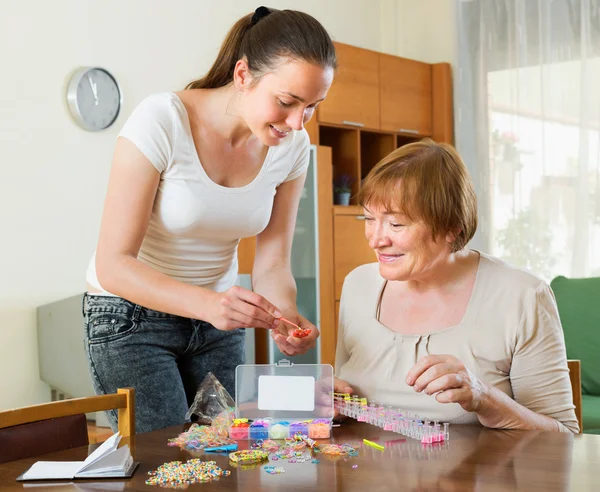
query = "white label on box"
xmin=257 ymin=375 xmax=315 ymax=411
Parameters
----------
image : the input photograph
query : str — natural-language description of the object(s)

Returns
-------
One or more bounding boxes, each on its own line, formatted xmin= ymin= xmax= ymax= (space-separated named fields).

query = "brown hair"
xmin=358 ymin=139 xmax=478 ymax=252
xmin=186 ymin=7 xmax=336 ymax=90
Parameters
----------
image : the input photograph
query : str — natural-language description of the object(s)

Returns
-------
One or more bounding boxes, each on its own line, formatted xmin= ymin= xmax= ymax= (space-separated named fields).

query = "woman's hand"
xmin=406 ymin=355 xmax=491 ymax=414
xmin=205 ymin=286 xmax=281 ymax=331
xmin=334 ymin=377 xmax=354 ymax=394
xmin=270 ymin=313 xmax=319 ymax=356
xmin=332 ymin=377 xmax=354 ymax=418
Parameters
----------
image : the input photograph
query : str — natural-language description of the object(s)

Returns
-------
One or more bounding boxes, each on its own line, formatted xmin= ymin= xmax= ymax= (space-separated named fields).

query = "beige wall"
xmin=0 ymin=0 xmax=456 ymax=409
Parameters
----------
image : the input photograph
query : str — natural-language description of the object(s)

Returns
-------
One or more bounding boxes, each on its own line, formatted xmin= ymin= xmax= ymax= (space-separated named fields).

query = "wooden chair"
xmin=0 ymin=388 xmax=134 ymax=464
xmin=567 ymin=360 xmax=583 ymax=433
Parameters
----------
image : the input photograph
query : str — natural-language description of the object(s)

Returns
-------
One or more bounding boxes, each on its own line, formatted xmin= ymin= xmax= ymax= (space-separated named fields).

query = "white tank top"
xmin=86 ymin=92 xmax=309 ymax=295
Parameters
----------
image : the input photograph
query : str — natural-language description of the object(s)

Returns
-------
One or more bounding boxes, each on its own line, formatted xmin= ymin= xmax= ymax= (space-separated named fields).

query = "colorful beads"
xmin=308 ymin=419 xmax=331 ymax=439
xmin=168 ymin=423 xmax=234 ymax=451
xmin=292 ymin=327 xmax=311 ymax=338
xmin=289 ymin=422 xmax=309 ymax=435
xmin=228 ymin=449 xmax=269 ymax=465
xmin=146 ymin=459 xmax=230 ymax=487
xmin=249 ymin=420 xmax=270 ymax=440
xmin=264 ymin=465 xmax=286 ymax=474
xmin=269 ymin=422 xmax=289 ymax=439
xmin=315 ymin=443 xmax=359 ymax=456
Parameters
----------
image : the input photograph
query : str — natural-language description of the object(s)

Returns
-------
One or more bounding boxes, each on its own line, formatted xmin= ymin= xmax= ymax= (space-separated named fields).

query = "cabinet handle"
xmin=398 ymin=128 xmax=420 ymax=134
xmin=343 ymin=120 xmax=365 ymax=127
xmin=355 ymin=215 xmax=366 ymax=220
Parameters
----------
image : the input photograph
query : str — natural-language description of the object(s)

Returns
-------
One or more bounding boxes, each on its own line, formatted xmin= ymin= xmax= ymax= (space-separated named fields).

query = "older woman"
xmin=334 ymin=139 xmax=578 ymax=433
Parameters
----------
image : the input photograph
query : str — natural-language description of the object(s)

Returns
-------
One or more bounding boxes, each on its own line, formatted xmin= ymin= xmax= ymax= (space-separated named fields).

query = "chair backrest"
xmin=0 ymin=414 xmax=88 ymax=464
xmin=551 ymin=276 xmax=600 ymax=395
xmin=0 ymin=387 xmax=135 ymax=463
xmin=567 ymin=359 xmax=583 ymax=433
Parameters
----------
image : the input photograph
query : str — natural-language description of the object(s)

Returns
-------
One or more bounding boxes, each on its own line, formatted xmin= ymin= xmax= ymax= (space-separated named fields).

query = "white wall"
xmin=0 ymin=0 xmax=388 ymax=410
xmin=0 ymin=0 xmax=457 ymax=410
xmin=395 ymin=0 xmax=458 ymax=65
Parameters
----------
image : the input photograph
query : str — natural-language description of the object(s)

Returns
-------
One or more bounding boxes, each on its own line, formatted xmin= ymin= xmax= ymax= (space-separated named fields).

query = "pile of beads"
xmin=145 ymin=459 xmax=230 ymax=488
xmin=228 ymin=449 xmax=269 ymax=465
xmin=251 ymin=439 xmax=280 ymax=452
xmin=264 ymin=465 xmax=286 ymax=474
xmin=168 ymin=423 xmax=235 ymax=451
xmin=314 ymin=443 xmax=359 ymax=457
xmin=211 ymin=409 xmax=235 ymax=436
xmin=333 ymin=393 xmax=450 ymax=444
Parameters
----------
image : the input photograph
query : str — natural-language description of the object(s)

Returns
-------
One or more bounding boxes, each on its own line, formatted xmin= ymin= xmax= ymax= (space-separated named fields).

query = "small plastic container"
xmin=289 ymin=421 xmax=309 ymax=436
xmin=249 ymin=421 xmax=270 ymax=440
xmin=233 ymin=359 xmax=334 ymax=440
xmin=308 ymin=419 xmax=331 ymax=439
xmin=269 ymin=422 xmax=290 ymax=439
xmin=229 ymin=421 xmax=250 ymax=440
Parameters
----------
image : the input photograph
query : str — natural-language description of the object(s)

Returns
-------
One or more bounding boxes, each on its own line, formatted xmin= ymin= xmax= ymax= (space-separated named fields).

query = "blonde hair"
xmin=186 ymin=7 xmax=336 ymax=90
xmin=358 ymin=139 xmax=478 ymax=252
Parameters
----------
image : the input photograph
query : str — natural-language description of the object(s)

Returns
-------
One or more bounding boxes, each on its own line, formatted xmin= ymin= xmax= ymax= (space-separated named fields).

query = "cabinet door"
xmin=318 ymin=43 xmax=380 ymax=129
xmin=333 ymin=213 xmax=376 ymax=299
xmin=334 ymin=300 xmax=340 ymax=354
xmin=379 ymin=54 xmax=432 ymax=136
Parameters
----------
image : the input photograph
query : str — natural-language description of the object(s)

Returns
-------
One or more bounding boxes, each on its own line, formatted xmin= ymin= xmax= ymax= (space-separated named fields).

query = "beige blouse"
xmin=335 ymin=252 xmax=579 ymax=433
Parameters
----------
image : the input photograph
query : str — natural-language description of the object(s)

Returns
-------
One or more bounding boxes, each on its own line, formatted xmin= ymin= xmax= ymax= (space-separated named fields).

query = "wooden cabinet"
xmin=317 ymin=43 xmax=380 ymax=129
xmin=333 ymin=208 xmax=376 ymax=300
xmin=334 ymin=300 xmax=340 ymax=354
xmin=379 ymin=54 xmax=432 ymax=136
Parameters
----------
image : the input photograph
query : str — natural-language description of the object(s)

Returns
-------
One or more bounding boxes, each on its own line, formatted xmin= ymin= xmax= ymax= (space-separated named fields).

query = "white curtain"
xmin=456 ymin=0 xmax=600 ymax=280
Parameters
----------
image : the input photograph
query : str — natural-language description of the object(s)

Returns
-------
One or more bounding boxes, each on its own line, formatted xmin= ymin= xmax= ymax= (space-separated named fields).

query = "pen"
xmin=363 ymin=439 xmax=385 ymax=451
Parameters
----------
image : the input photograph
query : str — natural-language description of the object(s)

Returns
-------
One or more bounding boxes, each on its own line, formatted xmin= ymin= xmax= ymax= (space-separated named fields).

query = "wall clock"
xmin=66 ymin=67 xmax=122 ymax=131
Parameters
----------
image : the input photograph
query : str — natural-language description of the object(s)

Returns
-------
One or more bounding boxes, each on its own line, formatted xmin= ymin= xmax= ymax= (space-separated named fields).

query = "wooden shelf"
xmin=333 ymin=205 xmax=363 ymax=215
xmin=360 ymin=131 xmax=396 ymax=180
xmin=319 ymin=126 xmax=360 ymax=204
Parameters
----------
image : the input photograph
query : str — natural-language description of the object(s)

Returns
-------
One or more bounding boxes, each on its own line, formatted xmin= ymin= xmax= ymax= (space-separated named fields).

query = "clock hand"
xmin=87 ymin=76 xmax=98 ymax=105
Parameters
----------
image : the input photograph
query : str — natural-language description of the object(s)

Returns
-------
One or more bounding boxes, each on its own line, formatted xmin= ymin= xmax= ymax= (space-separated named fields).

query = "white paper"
xmin=76 ymin=446 xmax=131 ymax=477
xmin=22 ymin=462 xmax=82 ymax=480
xmin=77 ymin=433 xmax=121 ymax=472
xmin=258 ymin=375 xmax=315 ymax=411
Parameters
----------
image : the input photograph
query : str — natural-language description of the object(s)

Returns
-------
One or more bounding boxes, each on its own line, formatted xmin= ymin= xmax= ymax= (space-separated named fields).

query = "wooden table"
xmin=1 ymin=421 xmax=599 ymax=491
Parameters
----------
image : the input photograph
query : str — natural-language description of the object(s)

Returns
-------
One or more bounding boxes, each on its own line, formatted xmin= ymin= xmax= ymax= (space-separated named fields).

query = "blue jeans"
xmin=82 ymin=294 xmax=245 ymax=434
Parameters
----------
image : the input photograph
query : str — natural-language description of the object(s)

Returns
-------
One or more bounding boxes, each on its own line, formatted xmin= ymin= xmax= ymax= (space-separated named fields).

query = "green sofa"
xmin=551 ymin=276 xmax=600 ymax=434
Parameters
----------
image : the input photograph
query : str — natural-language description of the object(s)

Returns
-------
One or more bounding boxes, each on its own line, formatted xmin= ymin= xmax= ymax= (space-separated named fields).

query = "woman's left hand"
xmin=270 ymin=313 xmax=319 ymax=356
xmin=405 ymin=355 xmax=491 ymax=413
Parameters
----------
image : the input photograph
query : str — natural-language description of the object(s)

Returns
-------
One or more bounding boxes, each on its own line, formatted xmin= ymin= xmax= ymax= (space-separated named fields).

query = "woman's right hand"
xmin=206 ymin=286 xmax=282 ymax=331
xmin=334 ymin=377 xmax=354 ymax=394
xmin=333 ymin=377 xmax=354 ymax=419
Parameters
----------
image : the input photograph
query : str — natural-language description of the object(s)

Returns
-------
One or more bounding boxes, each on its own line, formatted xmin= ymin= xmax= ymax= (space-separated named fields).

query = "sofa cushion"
xmin=582 ymin=394 xmax=600 ymax=434
xmin=551 ymin=276 xmax=600 ymax=395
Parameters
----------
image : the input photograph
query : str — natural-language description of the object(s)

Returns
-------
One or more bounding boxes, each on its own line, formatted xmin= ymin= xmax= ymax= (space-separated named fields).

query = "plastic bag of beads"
xmin=185 ymin=372 xmax=235 ymax=424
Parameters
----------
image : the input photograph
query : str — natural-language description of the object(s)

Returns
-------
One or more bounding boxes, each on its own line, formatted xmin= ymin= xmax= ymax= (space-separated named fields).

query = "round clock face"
xmin=67 ymin=67 xmax=121 ymax=131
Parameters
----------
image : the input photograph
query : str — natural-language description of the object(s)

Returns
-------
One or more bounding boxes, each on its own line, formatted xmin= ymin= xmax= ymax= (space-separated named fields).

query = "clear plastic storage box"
xmin=232 ymin=359 xmax=334 ymax=440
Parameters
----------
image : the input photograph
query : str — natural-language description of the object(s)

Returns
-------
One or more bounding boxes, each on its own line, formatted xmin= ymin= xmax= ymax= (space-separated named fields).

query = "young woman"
xmin=84 ymin=6 xmax=336 ymax=433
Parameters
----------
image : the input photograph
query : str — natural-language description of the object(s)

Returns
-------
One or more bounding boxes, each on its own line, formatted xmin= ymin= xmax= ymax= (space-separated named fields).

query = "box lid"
xmin=235 ymin=359 xmax=334 ymax=421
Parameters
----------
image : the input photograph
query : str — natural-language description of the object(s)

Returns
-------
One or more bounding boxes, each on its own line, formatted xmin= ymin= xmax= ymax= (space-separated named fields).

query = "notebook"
xmin=17 ymin=433 xmax=138 ymax=481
